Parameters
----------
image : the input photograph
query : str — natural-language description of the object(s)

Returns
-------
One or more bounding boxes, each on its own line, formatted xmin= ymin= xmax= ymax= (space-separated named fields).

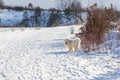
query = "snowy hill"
xmin=0 ymin=25 xmax=120 ymax=80
xmin=0 ymin=9 xmax=24 ymax=26
xmin=0 ymin=9 xmax=81 ymax=27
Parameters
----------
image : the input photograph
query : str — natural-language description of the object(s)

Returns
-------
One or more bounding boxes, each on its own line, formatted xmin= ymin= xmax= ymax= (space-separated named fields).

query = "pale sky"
xmin=3 ymin=0 xmax=120 ymax=9
xmin=3 ymin=0 xmax=55 ymax=9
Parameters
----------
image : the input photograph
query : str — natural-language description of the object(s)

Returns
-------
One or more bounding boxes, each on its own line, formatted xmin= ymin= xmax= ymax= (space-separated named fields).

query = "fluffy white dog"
xmin=64 ymin=37 xmax=81 ymax=52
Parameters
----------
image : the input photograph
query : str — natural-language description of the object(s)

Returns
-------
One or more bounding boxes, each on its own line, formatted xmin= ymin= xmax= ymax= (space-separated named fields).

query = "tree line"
xmin=0 ymin=0 xmax=86 ymax=27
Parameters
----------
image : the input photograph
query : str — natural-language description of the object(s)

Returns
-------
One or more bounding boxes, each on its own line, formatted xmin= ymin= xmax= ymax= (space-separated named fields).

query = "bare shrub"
xmin=76 ymin=4 xmax=117 ymax=52
xmin=34 ymin=27 xmax=40 ymax=30
xmin=10 ymin=28 xmax=15 ymax=32
xmin=20 ymin=27 xmax=25 ymax=31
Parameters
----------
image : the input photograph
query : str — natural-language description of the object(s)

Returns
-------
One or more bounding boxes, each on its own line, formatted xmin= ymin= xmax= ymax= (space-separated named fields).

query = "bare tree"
xmin=0 ymin=0 xmax=4 ymax=8
xmin=70 ymin=0 xmax=82 ymax=17
xmin=28 ymin=3 xmax=33 ymax=8
xmin=56 ymin=0 xmax=82 ymax=16
xmin=56 ymin=0 xmax=73 ymax=10
xmin=34 ymin=7 xmax=41 ymax=26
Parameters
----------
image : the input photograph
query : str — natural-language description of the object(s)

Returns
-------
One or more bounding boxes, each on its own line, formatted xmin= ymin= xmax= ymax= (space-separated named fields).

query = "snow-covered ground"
xmin=0 ymin=25 xmax=120 ymax=80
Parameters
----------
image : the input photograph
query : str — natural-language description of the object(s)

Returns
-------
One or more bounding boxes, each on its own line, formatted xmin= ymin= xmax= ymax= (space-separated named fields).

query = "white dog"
xmin=64 ymin=37 xmax=81 ymax=52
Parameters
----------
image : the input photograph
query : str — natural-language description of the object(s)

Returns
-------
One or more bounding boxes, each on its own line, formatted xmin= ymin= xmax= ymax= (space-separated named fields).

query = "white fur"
xmin=64 ymin=37 xmax=81 ymax=52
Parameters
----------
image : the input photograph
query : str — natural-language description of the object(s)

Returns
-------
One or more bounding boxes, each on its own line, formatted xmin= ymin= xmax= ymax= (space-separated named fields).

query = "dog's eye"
xmin=65 ymin=42 xmax=67 ymax=44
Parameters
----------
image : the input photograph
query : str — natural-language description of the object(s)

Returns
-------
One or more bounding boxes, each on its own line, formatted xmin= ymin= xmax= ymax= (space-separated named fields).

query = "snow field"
xmin=0 ymin=25 xmax=120 ymax=80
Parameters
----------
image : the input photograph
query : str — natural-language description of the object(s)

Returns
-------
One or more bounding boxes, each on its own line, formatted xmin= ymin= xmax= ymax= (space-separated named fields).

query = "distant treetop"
xmin=28 ymin=3 xmax=33 ymax=8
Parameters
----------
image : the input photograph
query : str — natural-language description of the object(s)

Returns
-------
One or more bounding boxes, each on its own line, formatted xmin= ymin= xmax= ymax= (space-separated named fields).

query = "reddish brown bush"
xmin=76 ymin=4 xmax=117 ymax=52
